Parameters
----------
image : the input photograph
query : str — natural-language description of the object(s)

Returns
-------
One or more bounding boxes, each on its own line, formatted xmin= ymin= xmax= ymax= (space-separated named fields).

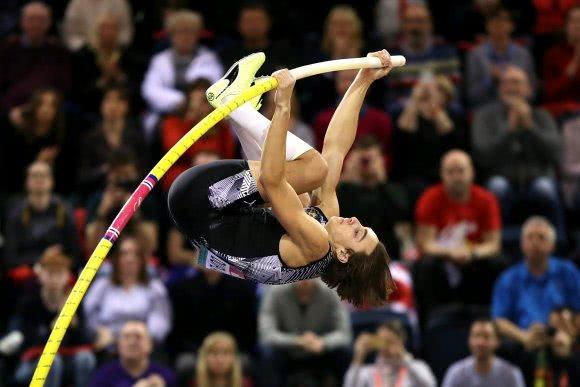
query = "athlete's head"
xmin=322 ymin=217 xmax=395 ymax=306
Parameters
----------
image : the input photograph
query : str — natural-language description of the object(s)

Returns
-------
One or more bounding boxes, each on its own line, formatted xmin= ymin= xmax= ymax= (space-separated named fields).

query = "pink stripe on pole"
xmin=109 ymin=177 xmax=157 ymax=237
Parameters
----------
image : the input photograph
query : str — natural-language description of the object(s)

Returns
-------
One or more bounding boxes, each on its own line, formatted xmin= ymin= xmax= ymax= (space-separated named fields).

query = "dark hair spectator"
xmin=466 ymin=7 xmax=536 ymax=107
xmin=4 ymin=248 xmax=96 ymax=387
xmin=3 ymin=161 xmax=81 ymax=275
xmin=393 ymin=74 xmax=467 ymax=203
xmin=345 ymin=320 xmax=436 ymax=387
xmin=442 ymin=318 xmax=525 ymax=387
xmin=83 ymin=235 xmax=171 ymax=351
xmin=77 ymin=86 xmax=147 ymax=197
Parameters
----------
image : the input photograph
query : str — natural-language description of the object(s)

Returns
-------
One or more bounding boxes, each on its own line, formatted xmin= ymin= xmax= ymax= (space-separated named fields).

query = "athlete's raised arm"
xmin=259 ymin=69 xmax=329 ymax=265
xmin=313 ymin=50 xmax=394 ymax=217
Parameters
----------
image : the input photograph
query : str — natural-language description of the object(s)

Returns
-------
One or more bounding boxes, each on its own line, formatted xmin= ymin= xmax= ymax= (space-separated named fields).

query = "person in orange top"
xmin=160 ymin=78 xmax=236 ymax=191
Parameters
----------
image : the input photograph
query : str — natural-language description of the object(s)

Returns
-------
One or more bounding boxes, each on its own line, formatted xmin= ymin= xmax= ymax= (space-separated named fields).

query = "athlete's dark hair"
xmin=321 ymin=242 xmax=395 ymax=307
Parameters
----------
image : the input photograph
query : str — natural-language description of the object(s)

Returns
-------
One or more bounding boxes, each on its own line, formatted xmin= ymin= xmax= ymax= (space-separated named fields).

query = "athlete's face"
xmin=327 ymin=216 xmax=379 ymax=259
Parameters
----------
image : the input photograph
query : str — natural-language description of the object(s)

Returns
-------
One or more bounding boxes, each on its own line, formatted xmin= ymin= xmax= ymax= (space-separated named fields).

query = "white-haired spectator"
xmin=63 ymin=0 xmax=133 ymax=51
xmin=141 ymin=10 xmax=223 ymax=136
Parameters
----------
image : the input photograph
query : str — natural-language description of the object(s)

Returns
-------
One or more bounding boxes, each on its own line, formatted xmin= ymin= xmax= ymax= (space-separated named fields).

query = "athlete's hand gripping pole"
xmin=29 ymin=53 xmax=405 ymax=387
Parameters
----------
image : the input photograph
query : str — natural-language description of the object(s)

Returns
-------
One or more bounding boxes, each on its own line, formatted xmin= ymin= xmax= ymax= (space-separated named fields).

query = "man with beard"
xmin=414 ymin=150 xmax=503 ymax=322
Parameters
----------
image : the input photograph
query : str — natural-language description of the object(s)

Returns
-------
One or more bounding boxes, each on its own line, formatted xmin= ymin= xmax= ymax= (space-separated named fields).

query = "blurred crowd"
xmin=0 ymin=0 xmax=579 ymax=386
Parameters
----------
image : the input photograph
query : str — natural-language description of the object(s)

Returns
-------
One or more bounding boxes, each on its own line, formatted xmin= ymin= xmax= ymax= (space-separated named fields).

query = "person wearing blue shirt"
xmin=492 ymin=216 xmax=580 ymax=352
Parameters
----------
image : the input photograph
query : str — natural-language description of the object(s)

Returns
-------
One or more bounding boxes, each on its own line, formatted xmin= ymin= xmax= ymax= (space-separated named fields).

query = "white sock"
xmin=228 ymin=103 xmax=313 ymax=160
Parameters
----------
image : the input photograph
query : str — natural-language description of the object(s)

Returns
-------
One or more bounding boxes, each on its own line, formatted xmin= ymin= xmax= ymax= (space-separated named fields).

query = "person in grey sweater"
xmin=258 ymin=279 xmax=352 ymax=387
xmin=442 ymin=318 xmax=525 ymax=387
xmin=471 ymin=65 xmax=564 ymax=236
xmin=344 ymin=320 xmax=436 ymax=387
xmin=466 ymin=7 xmax=535 ymax=107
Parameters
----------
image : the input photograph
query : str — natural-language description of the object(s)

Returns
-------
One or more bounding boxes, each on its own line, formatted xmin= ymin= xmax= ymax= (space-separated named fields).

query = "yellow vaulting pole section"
xmin=30 ymin=77 xmax=279 ymax=387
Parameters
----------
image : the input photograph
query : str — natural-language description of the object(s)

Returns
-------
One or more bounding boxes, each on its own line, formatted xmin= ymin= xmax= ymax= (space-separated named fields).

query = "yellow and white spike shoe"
xmin=206 ymin=52 xmax=265 ymax=110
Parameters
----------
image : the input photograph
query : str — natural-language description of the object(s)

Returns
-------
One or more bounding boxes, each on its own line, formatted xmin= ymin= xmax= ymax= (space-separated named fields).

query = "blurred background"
xmin=0 ymin=0 xmax=578 ymax=386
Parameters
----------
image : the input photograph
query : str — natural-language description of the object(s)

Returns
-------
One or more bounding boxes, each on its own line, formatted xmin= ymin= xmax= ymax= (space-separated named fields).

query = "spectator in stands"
xmin=386 ymin=2 xmax=461 ymax=110
xmin=442 ymin=318 xmax=525 ymax=387
xmin=220 ymin=1 xmax=293 ymax=76
xmin=0 ymin=1 xmax=70 ymax=110
xmin=85 ymin=149 xmax=158 ymax=255
xmin=318 ymin=5 xmax=364 ymax=61
xmin=543 ymin=6 xmax=580 ymax=116
xmin=90 ymin=320 xmax=177 ymax=387
xmin=492 ymin=217 xmax=579 ymax=352
xmin=141 ymin=10 xmax=223 ymax=136
xmin=2 ymin=87 xmax=77 ymax=194
xmin=466 ymin=7 xmax=535 ymax=107
xmin=78 ymin=86 xmax=147 ymax=197
xmin=160 ymin=78 xmax=236 ymax=191
xmin=191 ymin=332 xmax=253 ymax=387
xmin=472 ymin=65 xmax=564 ymax=236
xmin=262 ymin=88 xmax=315 ymax=148
xmin=62 ymin=0 xmax=133 ymax=52
xmin=8 ymin=249 xmax=96 ymax=387
xmin=561 ymin=115 xmax=580 ymax=216
xmin=168 ymin=268 xmax=257 ymax=379
xmin=337 ymin=136 xmax=410 ymax=258
xmin=374 ymin=0 xmax=406 ymax=48
xmin=394 ymin=74 xmax=467 ymax=203
xmin=312 ymin=69 xmax=393 ymax=159
xmin=258 ymin=279 xmax=351 ymax=387
xmin=414 ymin=150 xmax=503 ymax=322
xmin=3 ymin=161 xmax=81 ymax=274
xmin=345 ymin=320 xmax=436 ymax=387
xmin=71 ymin=12 xmax=143 ymax=113
xmin=84 ymin=235 xmax=171 ymax=351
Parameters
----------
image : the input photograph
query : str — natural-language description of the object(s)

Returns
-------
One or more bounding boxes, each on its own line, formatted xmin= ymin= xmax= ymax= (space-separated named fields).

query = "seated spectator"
xmin=2 ymin=88 xmax=77 ymax=194
xmin=77 ymin=86 xmax=147 ymax=197
xmin=337 ymin=136 xmax=411 ymax=258
xmin=345 ymin=320 xmax=436 ymax=387
xmin=7 ymin=249 xmax=96 ymax=387
xmin=85 ymin=150 xmax=158 ymax=256
xmin=561 ymin=115 xmax=580 ymax=216
xmin=3 ymin=161 xmax=81 ymax=276
xmin=262 ymin=89 xmax=315 ymax=148
xmin=466 ymin=7 xmax=535 ymax=107
xmin=533 ymin=0 xmax=576 ymax=37
xmin=543 ymin=6 xmax=580 ymax=117
xmin=414 ymin=150 xmax=503 ymax=322
xmin=544 ymin=328 xmax=580 ymax=387
xmin=141 ymin=10 xmax=223 ymax=136
xmin=492 ymin=217 xmax=579 ymax=352
xmin=89 ymin=320 xmax=177 ymax=387
xmin=312 ymin=69 xmax=393 ymax=162
xmin=301 ymin=5 xmax=365 ymax=118
xmin=374 ymin=0 xmax=406 ymax=48
xmin=258 ymin=279 xmax=352 ymax=387
xmin=71 ymin=12 xmax=144 ymax=113
xmin=394 ymin=75 xmax=467 ymax=202
xmin=0 ymin=1 xmax=70 ymax=110
xmin=472 ymin=65 xmax=564 ymax=236
xmin=160 ymin=79 xmax=236 ymax=191
xmin=442 ymin=318 xmax=525 ymax=387
xmin=386 ymin=2 xmax=461 ymax=111
xmin=168 ymin=268 xmax=257 ymax=378
xmin=84 ymin=235 xmax=171 ymax=351
xmin=62 ymin=0 xmax=133 ymax=52
xmin=220 ymin=1 xmax=294 ymax=76
xmin=191 ymin=332 xmax=253 ymax=387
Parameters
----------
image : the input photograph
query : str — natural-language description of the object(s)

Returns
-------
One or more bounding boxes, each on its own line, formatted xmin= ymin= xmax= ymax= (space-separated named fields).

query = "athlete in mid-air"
xmin=168 ymin=50 xmax=395 ymax=306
